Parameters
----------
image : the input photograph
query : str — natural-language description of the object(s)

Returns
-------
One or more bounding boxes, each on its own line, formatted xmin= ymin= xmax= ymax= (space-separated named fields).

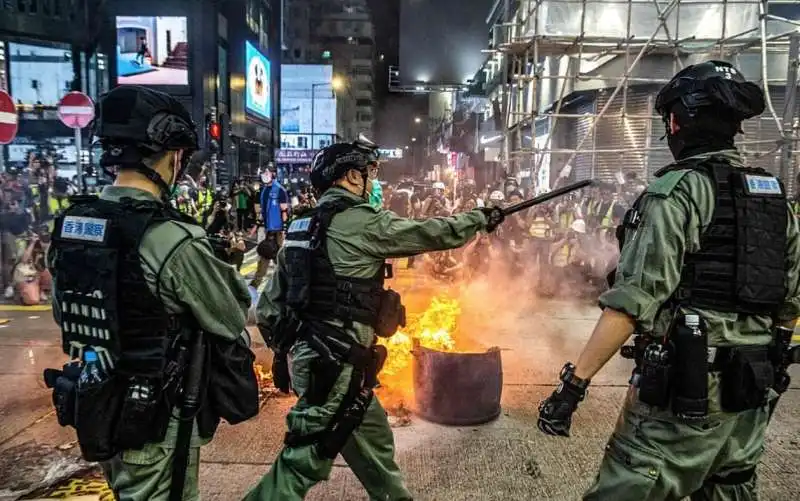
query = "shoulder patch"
xmin=288 ymin=218 xmax=312 ymax=233
xmin=743 ymin=174 xmax=782 ymax=195
xmin=646 ymin=169 xmax=692 ymax=197
xmin=60 ymin=215 xmax=107 ymax=242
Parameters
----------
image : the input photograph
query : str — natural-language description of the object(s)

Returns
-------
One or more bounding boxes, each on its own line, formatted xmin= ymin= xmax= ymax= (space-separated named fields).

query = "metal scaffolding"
xmin=487 ymin=0 xmax=800 ymax=188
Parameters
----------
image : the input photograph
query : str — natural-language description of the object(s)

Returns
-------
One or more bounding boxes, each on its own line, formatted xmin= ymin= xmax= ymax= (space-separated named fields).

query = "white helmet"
xmin=570 ymin=219 xmax=587 ymax=234
xmin=432 ymin=181 xmax=446 ymax=190
xmin=489 ymin=190 xmax=505 ymax=202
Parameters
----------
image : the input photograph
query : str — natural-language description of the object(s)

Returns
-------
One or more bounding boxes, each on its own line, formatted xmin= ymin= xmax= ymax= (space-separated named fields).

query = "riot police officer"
xmin=246 ymin=136 xmax=505 ymax=501
xmin=537 ymin=60 xmax=800 ymax=500
xmin=45 ymin=86 xmax=257 ymax=501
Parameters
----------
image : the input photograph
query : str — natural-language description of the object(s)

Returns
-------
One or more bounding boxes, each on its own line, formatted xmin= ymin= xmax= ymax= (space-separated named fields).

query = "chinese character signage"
xmin=276 ymin=149 xmax=318 ymax=164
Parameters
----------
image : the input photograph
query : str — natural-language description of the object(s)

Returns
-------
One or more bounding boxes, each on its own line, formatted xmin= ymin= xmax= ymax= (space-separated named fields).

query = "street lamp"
xmin=311 ymin=77 xmax=344 ymax=150
xmin=414 ymin=117 xmax=422 ymax=124
xmin=331 ymin=75 xmax=345 ymax=92
xmin=411 ymin=137 xmax=417 ymax=142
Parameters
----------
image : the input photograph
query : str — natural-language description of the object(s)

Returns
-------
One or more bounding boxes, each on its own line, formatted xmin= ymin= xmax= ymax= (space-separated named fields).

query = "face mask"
xmin=369 ymin=179 xmax=383 ymax=208
xmin=667 ymin=133 xmax=685 ymax=159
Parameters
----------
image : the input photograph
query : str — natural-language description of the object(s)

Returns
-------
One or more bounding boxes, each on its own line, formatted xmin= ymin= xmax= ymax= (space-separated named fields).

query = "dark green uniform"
xmin=49 ymin=186 xmax=252 ymax=501
xmin=585 ymin=150 xmax=800 ymax=500
xmin=246 ymin=187 xmax=488 ymax=501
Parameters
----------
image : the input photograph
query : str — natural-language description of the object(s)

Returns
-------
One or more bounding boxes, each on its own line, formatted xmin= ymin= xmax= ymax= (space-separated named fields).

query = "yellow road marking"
xmin=0 ymin=304 xmax=51 ymax=312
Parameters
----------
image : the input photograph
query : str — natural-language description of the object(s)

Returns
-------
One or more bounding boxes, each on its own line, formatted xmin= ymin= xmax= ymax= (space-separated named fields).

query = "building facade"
xmin=283 ymin=0 xmax=376 ymax=142
xmin=0 ymin=0 xmax=107 ymax=176
xmin=464 ymin=0 xmax=800 ymax=192
xmin=1 ymin=0 xmax=282 ymax=185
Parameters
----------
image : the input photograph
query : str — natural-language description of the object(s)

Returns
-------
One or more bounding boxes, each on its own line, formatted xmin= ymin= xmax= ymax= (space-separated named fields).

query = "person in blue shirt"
xmin=252 ymin=165 xmax=290 ymax=288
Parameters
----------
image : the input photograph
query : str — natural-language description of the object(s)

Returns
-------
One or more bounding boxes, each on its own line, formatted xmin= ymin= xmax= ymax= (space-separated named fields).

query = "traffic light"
xmin=208 ymin=122 xmax=221 ymax=141
xmin=205 ymin=111 xmax=221 ymax=153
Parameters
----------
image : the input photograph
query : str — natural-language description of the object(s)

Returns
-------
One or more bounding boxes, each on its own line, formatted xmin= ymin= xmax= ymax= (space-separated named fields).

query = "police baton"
xmin=169 ymin=330 xmax=205 ymax=501
xmin=502 ymin=179 xmax=594 ymax=217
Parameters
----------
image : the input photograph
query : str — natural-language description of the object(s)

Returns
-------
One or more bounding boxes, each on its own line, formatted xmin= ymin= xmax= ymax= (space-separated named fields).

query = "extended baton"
xmin=502 ymin=179 xmax=594 ymax=217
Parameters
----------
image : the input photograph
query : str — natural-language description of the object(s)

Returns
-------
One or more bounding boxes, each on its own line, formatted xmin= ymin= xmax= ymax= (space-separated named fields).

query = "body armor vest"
xmin=676 ymin=158 xmax=787 ymax=315
xmin=50 ymin=195 xmax=187 ymax=377
xmin=615 ymin=156 xmax=787 ymax=315
xmin=284 ymin=198 xmax=385 ymax=327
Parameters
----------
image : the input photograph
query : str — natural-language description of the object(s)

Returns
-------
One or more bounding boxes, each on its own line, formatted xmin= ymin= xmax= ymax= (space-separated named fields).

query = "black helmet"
xmin=655 ymin=60 xmax=764 ymax=159
xmin=94 ymin=85 xmax=198 ymax=197
xmin=655 ymin=60 xmax=765 ymax=123
xmin=310 ymin=134 xmax=380 ymax=193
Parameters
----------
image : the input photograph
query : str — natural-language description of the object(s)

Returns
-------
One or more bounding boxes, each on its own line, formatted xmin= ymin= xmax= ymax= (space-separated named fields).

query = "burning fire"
xmin=377 ymin=295 xmax=461 ymax=411
xmin=252 ymin=295 xmax=464 ymax=412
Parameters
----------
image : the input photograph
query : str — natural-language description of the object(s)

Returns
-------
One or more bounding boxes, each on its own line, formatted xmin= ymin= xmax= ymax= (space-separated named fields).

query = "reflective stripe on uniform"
xmin=283 ymin=240 xmax=311 ymax=249
xmin=529 ymin=218 xmax=551 ymax=238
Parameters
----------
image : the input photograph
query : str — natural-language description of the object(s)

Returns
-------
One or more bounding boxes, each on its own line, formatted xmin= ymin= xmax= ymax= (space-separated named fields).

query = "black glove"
xmin=537 ymin=362 xmax=590 ymax=437
xmin=480 ymin=207 xmax=505 ymax=233
xmin=271 ymin=351 xmax=291 ymax=394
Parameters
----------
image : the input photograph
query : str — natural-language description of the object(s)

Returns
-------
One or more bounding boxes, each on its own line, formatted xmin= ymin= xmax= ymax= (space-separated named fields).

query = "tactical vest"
xmin=284 ymin=198 xmax=384 ymax=327
xmin=616 ymin=156 xmax=787 ymax=316
xmin=50 ymin=195 xmax=187 ymax=377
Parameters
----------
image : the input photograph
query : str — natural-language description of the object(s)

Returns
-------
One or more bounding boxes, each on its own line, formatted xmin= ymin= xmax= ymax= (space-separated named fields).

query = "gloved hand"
xmin=480 ymin=207 xmax=505 ymax=233
xmin=272 ymin=351 xmax=291 ymax=394
xmin=537 ymin=362 xmax=590 ymax=437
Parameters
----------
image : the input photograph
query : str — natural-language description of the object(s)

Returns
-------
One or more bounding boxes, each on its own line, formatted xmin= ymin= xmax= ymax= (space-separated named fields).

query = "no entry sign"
xmin=0 ymin=90 xmax=18 ymax=145
xmin=58 ymin=91 xmax=95 ymax=129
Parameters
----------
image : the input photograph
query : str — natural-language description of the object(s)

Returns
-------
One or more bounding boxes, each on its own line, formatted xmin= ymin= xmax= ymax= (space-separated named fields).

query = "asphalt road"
xmin=0 ymin=286 xmax=798 ymax=501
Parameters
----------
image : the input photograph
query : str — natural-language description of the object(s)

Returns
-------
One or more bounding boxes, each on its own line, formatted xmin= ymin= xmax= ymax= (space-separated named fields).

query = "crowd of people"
xmin=381 ymin=173 xmax=647 ymax=298
xmin=0 ymin=153 xmax=81 ymax=305
xmin=0 ymin=148 xmax=649 ymax=306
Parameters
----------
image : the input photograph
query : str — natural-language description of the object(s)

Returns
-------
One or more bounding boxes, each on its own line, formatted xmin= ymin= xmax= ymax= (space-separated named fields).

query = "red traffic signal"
xmin=208 ymin=122 xmax=221 ymax=140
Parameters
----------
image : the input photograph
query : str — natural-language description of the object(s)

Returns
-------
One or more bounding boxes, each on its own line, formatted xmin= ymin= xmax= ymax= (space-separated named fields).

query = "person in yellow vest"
xmin=196 ymin=176 xmax=214 ymax=225
xmin=46 ymin=192 xmax=71 ymax=233
xmin=549 ymin=218 xmax=590 ymax=294
xmin=529 ymin=206 xmax=555 ymax=286
xmin=555 ymin=196 xmax=576 ymax=237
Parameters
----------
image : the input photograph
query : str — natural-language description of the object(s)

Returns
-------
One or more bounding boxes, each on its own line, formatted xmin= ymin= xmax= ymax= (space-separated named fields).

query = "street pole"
xmin=779 ymin=34 xmax=799 ymax=190
xmin=311 ymin=84 xmax=316 ymax=150
xmin=75 ymin=127 xmax=84 ymax=193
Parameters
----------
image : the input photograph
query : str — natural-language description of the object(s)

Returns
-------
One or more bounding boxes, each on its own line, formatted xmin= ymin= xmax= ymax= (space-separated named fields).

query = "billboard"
xmin=280 ymin=64 xmax=336 ymax=148
xmin=245 ymin=41 xmax=271 ymax=119
xmin=8 ymin=43 xmax=74 ymax=106
xmin=115 ymin=16 xmax=189 ymax=86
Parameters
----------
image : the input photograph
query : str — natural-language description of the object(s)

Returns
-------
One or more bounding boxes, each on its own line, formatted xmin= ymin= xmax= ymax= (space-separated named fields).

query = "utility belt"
xmin=283 ymin=320 xmax=387 ymax=459
xmin=44 ymin=344 xmax=188 ymax=462
xmin=621 ymin=318 xmax=796 ymax=419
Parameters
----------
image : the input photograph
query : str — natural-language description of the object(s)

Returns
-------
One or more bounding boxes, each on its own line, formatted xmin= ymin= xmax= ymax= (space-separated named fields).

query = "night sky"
xmin=399 ymin=0 xmax=495 ymax=85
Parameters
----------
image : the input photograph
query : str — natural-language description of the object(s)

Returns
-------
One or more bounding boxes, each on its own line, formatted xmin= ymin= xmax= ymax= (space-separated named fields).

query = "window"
xmin=218 ymin=44 xmax=229 ymax=102
xmin=294 ymin=48 xmax=301 ymax=59
xmin=356 ymin=98 xmax=371 ymax=107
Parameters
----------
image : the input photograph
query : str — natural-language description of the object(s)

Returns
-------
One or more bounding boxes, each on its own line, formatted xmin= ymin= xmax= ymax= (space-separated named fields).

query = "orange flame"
xmin=377 ymin=295 xmax=461 ymax=410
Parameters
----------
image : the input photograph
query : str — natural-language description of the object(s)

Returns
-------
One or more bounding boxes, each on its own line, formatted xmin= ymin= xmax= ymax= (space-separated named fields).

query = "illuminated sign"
xmin=245 ymin=41 xmax=271 ymax=119
xmin=379 ymin=148 xmax=404 ymax=159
